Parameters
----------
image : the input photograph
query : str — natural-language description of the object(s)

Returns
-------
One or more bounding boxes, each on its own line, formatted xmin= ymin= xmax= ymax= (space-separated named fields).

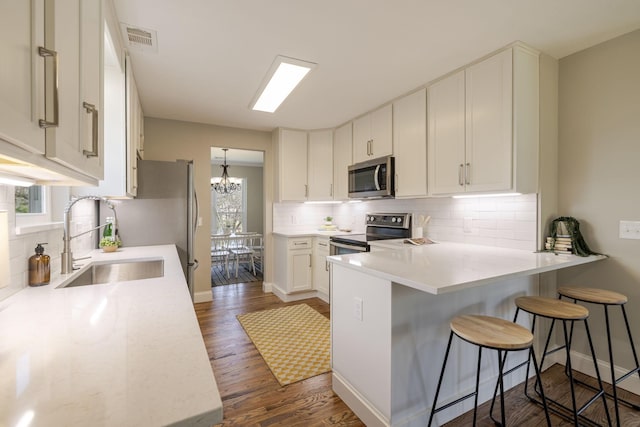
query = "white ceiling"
xmin=112 ymin=0 xmax=640 ymax=133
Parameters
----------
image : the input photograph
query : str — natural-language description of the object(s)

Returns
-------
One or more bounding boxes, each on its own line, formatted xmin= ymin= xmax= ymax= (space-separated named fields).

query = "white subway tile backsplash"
xmin=1 ymin=185 xmax=96 ymax=301
xmin=274 ymin=193 xmax=538 ymax=251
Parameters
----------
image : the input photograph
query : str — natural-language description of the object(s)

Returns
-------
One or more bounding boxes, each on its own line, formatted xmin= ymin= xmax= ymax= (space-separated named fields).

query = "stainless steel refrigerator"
xmin=104 ymin=160 xmax=198 ymax=299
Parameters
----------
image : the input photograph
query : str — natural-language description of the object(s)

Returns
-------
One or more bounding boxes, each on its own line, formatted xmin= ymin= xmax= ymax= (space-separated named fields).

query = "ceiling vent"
xmin=120 ymin=23 xmax=158 ymax=53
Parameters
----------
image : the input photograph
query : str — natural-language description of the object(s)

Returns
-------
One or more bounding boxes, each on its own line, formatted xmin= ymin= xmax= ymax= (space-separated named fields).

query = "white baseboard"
xmin=271 ymin=284 xmax=319 ymax=302
xmin=549 ymin=350 xmax=640 ymax=396
xmin=332 ymin=372 xmax=389 ymax=427
xmin=316 ymin=290 xmax=329 ymax=303
xmin=193 ymin=290 xmax=212 ymax=303
xmin=262 ymin=281 xmax=273 ymax=293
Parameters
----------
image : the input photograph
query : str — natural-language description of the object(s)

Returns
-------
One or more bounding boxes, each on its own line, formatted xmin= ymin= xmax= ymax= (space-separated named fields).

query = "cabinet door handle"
xmin=38 ymin=47 xmax=59 ymax=128
xmin=304 ymin=184 xmax=308 ymax=198
xmin=318 ymin=242 xmax=328 ymax=247
xmin=309 ymin=254 xmax=312 ymax=268
xmin=82 ymin=102 xmax=99 ymax=157
xmin=325 ymin=260 xmax=329 ymax=271
xmin=330 ymin=183 xmax=333 ymax=197
xmin=458 ymin=164 xmax=464 ymax=186
xmin=465 ymin=163 xmax=471 ymax=185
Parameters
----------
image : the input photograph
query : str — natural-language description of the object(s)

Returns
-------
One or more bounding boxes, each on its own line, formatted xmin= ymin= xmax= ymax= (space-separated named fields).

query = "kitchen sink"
xmin=58 ymin=259 xmax=164 ymax=288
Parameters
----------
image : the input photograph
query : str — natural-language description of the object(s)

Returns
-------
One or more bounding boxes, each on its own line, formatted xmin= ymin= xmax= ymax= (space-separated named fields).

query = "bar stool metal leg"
xmin=514 ymin=296 xmax=613 ymax=426
xmin=428 ymin=331 xmax=454 ymax=427
xmin=431 ymin=315 xmax=549 ymax=426
xmin=559 ymin=289 xmax=640 ymax=426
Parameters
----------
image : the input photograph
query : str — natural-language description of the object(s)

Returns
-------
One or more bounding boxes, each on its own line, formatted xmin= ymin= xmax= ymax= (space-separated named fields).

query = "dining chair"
xmin=211 ymin=234 xmax=230 ymax=279
xmin=229 ymin=234 xmax=257 ymax=278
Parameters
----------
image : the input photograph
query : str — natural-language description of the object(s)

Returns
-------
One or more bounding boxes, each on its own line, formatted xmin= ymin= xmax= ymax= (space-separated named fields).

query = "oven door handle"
xmin=330 ymin=242 xmax=368 ymax=253
xmin=374 ymin=165 xmax=381 ymax=190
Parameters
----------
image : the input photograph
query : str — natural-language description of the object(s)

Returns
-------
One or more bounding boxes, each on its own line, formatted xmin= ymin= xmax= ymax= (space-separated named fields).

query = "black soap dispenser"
xmin=28 ymin=243 xmax=50 ymax=286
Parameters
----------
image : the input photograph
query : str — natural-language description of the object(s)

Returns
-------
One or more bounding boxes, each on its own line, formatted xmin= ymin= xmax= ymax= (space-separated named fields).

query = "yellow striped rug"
xmin=237 ymin=303 xmax=331 ymax=386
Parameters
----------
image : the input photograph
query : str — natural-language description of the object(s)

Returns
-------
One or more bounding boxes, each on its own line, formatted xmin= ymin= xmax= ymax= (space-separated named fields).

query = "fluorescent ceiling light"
xmin=0 ymin=172 xmax=35 ymax=187
xmin=251 ymin=56 xmax=316 ymax=113
xmin=452 ymin=192 xmax=521 ymax=199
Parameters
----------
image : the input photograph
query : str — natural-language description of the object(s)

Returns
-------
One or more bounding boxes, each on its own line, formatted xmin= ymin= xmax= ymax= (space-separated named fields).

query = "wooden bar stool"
xmin=514 ymin=296 xmax=612 ymax=426
xmin=428 ymin=315 xmax=551 ymax=426
xmin=558 ymin=287 xmax=640 ymax=426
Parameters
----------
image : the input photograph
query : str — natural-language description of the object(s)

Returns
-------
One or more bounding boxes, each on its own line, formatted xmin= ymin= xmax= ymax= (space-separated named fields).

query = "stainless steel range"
xmin=329 ymin=213 xmax=412 ymax=255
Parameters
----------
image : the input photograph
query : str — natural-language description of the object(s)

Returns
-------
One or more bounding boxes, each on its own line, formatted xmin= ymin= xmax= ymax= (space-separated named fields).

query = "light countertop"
xmin=273 ymin=229 xmax=359 ymax=238
xmin=0 ymin=245 xmax=222 ymax=427
xmin=328 ymin=241 xmax=606 ymax=295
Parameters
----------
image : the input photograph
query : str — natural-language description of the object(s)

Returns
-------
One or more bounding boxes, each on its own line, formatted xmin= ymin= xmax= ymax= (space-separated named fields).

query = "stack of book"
xmin=545 ymin=236 xmax=573 ymax=253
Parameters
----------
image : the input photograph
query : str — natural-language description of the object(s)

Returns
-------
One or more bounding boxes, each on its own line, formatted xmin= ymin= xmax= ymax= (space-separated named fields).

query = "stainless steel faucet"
xmin=62 ymin=195 xmax=118 ymax=274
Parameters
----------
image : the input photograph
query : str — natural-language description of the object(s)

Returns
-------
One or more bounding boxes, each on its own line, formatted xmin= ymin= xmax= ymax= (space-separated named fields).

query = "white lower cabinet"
xmin=274 ymin=236 xmax=313 ymax=294
xmin=313 ymin=237 xmax=330 ymax=297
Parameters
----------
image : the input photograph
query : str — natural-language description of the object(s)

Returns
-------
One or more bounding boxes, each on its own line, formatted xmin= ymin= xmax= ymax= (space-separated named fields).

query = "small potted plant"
xmin=99 ymin=237 xmax=121 ymax=253
xmin=324 ymin=216 xmax=333 ymax=226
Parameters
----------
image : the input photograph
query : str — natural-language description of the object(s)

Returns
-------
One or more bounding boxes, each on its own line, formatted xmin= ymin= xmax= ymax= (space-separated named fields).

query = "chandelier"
xmin=212 ymin=148 xmax=241 ymax=194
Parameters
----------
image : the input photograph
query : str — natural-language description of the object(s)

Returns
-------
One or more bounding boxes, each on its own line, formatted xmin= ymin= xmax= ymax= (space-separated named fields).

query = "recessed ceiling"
xmin=112 ymin=0 xmax=640 ymax=132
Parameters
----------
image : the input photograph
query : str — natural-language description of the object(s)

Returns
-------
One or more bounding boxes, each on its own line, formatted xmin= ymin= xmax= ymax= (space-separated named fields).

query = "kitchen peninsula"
xmin=0 ymin=245 xmax=222 ymax=427
xmin=328 ymin=242 xmax=606 ymax=427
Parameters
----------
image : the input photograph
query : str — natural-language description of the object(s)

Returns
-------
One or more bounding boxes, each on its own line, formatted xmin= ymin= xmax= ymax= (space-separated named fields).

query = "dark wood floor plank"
xmin=196 ymin=281 xmax=640 ymax=426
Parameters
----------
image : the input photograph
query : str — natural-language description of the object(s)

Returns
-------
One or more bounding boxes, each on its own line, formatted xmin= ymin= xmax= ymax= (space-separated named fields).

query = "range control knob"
xmin=391 ymin=217 xmax=397 ymax=223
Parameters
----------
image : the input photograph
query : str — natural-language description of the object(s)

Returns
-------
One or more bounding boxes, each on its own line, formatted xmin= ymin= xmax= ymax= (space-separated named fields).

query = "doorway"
xmin=210 ymin=147 xmax=264 ymax=286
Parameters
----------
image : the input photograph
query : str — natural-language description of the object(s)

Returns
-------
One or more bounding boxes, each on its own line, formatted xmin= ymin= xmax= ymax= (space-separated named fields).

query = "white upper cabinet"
xmin=276 ymin=129 xmax=308 ymax=201
xmin=465 ymin=49 xmax=512 ymax=193
xmin=126 ymin=55 xmax=144 ymax=196
xmin=76 ymin=7 xmax=142 ymax=198
xmin=44 ymin=0 xmax=103 ymax=180
xmin=353 ymin=104 xmax=392 ymax=163
xmin=333 ymin=122 xmax=352 ymax=200
xmin=0 ymin=0 xmax=102 ymax=185
xmin=428 ymin=70 xmax=467 ymax=195
xmin=0 ymin=0 xmax=46 ymax=154
xmin=393 ymin=88 xmax=427 ymax=198
xmin=307 ymin=130 xmax=333 ymax=201
xmin=428 ymin=46 xmax=539 ymax=196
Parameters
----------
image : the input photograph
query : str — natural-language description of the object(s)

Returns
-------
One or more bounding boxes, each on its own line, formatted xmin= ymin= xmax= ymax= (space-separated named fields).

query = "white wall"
xmin=557 ymin=29 xmax=640 ymax=371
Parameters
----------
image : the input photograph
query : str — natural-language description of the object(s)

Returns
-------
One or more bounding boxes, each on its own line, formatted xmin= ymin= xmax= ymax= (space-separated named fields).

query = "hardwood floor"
xmin=195 ymin=281 xmax=364 ymax=426
xmin=195 ymin=282 xmax=640 ymax=426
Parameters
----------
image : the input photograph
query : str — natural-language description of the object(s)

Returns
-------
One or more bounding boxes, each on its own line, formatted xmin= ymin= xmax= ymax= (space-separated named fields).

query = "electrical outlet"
xmin=291 ymin=215 xmax=297 ymax=224
xmin=197 ymin=216 xmax=202 ymax=227
xmin=619 ymin=220 xmax=640 ymax=239
xmin=353 ymin=297 xmax=363 ymax=321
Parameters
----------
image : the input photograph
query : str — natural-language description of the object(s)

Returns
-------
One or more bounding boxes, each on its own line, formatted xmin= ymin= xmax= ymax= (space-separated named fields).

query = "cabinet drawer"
xmin=288 ymin=238 xmax=312 ymax=250
xmin=314 ymin=238 xmax=330 ymax=253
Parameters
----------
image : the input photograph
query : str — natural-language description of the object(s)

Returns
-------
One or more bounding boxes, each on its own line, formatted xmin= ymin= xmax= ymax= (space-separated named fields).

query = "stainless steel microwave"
xmin=348 ymin=156 xmax=395 ymax=199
